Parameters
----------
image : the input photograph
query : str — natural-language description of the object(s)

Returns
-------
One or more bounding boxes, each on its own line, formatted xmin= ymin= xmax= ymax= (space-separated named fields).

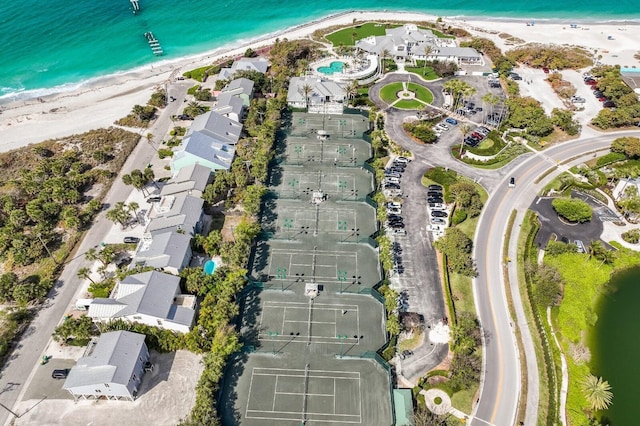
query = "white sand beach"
xmin=1 ymin=10 xmax=638 ymax=151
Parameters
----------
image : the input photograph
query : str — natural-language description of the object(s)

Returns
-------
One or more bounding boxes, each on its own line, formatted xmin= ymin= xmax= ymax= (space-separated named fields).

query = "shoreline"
xmin=3 ymin=10 xmax=640 ymax=106
xmin=2 ymin=9 xmax=639 ymax=150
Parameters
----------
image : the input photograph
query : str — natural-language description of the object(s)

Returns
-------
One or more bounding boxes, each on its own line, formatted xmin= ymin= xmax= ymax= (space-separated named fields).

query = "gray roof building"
xmin=189 ymin=110 xmax=242 ymax=145
xmin=88 ymin=271 xmax=196 ymax=333
xmin=218 ymin=57 xmax=270 ymax=80
xmin=131 ymin=230 xmax=192 ymax=275
xmin=63 ymin=331 xmax=150 ymax=401
xmin=161 ymin=163 xmax=212 ymax=197
xmin=146 ymin=193 xmax=204 ymax=236
xmin=213 ymin=78 xmax=255 ymax=122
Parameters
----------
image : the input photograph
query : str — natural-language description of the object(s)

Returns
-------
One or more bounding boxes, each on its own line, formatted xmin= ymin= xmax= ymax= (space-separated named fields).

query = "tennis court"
xmin=273 ymin=168 xmax=373 ymax=201
xmin=263 ymin=199 xmax=376 ymax=242
xmin=252 ymin=243 xmax=381 ymax=292
xmin=290 ymin=113 xmax=370 ymax=139
xmin=282 ymin=138 xmax=371 ymax=167
xmin=219 ymin=354 xmax=392 ymax=426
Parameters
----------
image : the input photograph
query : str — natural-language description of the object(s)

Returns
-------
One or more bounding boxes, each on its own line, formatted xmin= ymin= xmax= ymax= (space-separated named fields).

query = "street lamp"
xmin=267 ymin=331 xmax=279 ymax=354
xmin=36 ymin=233 xmax=59 ymax=265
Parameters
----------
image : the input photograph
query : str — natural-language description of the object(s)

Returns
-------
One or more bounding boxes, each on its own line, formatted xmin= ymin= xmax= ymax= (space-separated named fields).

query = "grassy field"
xmin=326 ymin=22 xmax=391 ymax=46
xmin=380 ymin=82 xmax=433 ymax=106
xmin=405 ymin=62 xmax=439 ymax=80
xmin=393 ymin=99 xmax=424 ymax=110
xmin=380 ymin=82 xmax=404 ymax=103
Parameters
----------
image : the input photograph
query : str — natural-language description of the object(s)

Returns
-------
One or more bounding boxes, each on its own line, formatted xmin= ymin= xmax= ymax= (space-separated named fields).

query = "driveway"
xmin=388 ymin=159 xmax=449 ymax=382
xmin=530 ymin=192 xmax=610 ymax=249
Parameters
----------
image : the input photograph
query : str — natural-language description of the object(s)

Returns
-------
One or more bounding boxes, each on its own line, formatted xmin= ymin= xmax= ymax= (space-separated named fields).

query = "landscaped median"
xmin=412 ymin=167 xmax=488 ymax=414
xmin=379 ymin=82 xmax=434 ymax=110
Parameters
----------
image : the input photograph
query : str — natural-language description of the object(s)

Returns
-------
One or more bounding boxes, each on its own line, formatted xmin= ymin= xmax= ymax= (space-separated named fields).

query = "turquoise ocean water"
xmin=1 ymin=0 xmax=639 ymax=102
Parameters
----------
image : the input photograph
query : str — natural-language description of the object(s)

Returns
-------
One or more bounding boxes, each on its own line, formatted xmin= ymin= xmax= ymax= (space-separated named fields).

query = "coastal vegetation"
xmin=505 ymin=43 xmax=592 ymax=70
xmin=0 ymin=128 xmax=139 ymax=361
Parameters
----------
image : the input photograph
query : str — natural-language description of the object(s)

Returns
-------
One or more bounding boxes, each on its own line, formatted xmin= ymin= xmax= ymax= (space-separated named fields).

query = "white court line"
xmin=273 ymin=375 xmax=278 ymax=411
xmin=275 ymin=391 xmax=335 ymax=397
xmin=245 ymin=369 xmax=256 ymax=419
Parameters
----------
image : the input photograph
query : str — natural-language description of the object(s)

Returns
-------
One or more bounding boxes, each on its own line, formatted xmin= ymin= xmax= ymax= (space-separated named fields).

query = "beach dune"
xmin=1 ymin=11 xmax=637 ymax=151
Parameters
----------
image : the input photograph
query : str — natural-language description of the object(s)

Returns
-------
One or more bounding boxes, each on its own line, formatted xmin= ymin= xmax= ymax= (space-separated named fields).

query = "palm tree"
xmin=460 ymin=123 xmax=471 ymax=156
xmin=422 ymin=46 xmax=434 ymax=77
xmin=77 ymin=267 xmax=95 ymax=284
xmin=380 ymin=48 xmax=391 ymax=75
xmin=345 ymin=81 xmax=358 ymax=106
xmin=300 ymin=84 xmax=313 ymax=111
xmin=128 ymin=201 xmax=140 ymax=224
xmin=581 ymin=374 xmax=613 ymax=411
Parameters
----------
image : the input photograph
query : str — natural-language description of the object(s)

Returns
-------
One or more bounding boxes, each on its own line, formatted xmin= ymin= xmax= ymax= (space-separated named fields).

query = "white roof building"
xmin=287 ymin=76 xmax=347 ymax=114
xmin=355 ymin=24 xmax=483 ymax=65
xmin=218 ymin=57 xmax=270 ymax=80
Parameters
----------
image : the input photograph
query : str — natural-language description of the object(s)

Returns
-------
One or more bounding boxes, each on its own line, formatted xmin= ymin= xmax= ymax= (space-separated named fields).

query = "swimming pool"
xmin=317 ymin=61 xmax=345 ymax=75
xmin=203 ymin=260 xmax=216 ymax=275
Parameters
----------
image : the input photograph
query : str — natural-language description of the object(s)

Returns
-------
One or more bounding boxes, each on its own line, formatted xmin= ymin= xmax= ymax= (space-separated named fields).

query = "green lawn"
xmin=405 ymin=62 xmax=439 ymax=80
xmin=326 ymin=22 xmax=394 ymax=46
xmin=380 ymin=82 xmax=404 ymax=103
xmin=379 ymin=82 xmax=433 ymax=106
xmin=408 ymin=83 xmax=434 ymax=104
xmin=393 ymin=99 xmax=424 ymax=110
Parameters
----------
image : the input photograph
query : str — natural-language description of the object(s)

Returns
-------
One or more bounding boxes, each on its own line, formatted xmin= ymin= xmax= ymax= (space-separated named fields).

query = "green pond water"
xmin=588 ymin=266 xmax=640 ymax=425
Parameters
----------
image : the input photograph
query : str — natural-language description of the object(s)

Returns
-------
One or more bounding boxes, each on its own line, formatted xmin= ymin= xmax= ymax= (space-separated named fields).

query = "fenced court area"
xmin=220 ymin=353 xmax=392 ymax=426
xmin=282 ymin=137 xmax=372 ymax=167
xmin=221 ymin=112 xmax=392 ymax=426
xmin=270 ymin=167 xmax=373 ymax=201
xmin=251 ymin=243 xmax=381 ymax=293
xmin=262 ymin=199 xmax=376 ymax=243
xmin=290 ymin=112 xmax=370 ymax=138
xmin=250 ymin=290 xmax=386 ymax=354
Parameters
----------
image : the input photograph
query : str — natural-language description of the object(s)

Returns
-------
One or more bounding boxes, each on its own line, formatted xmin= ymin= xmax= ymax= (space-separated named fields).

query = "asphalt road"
xmin=0 ymin=81 xmax=189 ymax=426
xmin=471 ymin=130 xmax=640 ymax=426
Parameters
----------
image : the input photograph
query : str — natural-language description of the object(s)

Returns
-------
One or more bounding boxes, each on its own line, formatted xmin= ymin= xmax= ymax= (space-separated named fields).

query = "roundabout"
xmin=379 ymin=81 xmax=434 ymax=110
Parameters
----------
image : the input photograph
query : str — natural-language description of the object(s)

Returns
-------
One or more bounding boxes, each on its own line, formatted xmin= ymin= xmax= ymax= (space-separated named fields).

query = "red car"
xmin=543 ymin=67 xmax=550 ymax=73
xmin=598 ymin=96 xmax=607 ymax=102
xmin=584 ymin=78 xmax=596 ymax=85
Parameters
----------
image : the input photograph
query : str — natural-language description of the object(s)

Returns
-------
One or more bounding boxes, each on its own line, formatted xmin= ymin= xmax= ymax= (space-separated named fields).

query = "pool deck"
xmin=312 ymin=55 xmax=379 ymax=82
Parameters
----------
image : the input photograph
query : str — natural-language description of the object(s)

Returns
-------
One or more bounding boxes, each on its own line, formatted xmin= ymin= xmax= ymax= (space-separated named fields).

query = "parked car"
xmin=584 ymin=78 xmax=596 ymax=85
xmin=384 ymin=183 xmax=401 ymax=190
xmin=429 ymin=203 xmax=445 ymax=210
xmin=123 ymin=236 xmax=140 ymax=244
xmin=427 ymin=197 xmax=443 ymax=204
xmin=387 ymin=207 xmax=402 ymax=215
xmin=543 ymin=67 xmax=550 ymax=73
xmin=52 ymin=369 xmax=69 ymax=380
xmin=384 ymin=177 xmax=400 ymax=185
xmin=395 ymin=156 xmax=411 ymax=164
xmin=387 ymin=202 xmax=402 ymax=209
xmin=436 ymin=123 xmax=449 ymax=131
xmin=477 ymin=127 xmax=490 ymax=135
xmin=431 ymin=210 xmax=448 ymax=218
xmin=431 ymin=217 xmax=447 ymax=225
xmin=445 ymin=118 xmax=458 ymax=125
xmin=597 ymin=96 xmax=607 ymax=102
xmin=388 ymin=222 xmax=405 ymax=229
xmin=384 ymin=171 xmax=401 ymax=178
xmin=603 ymin=100 xmax=616 ymax=108
xmin=146 ymin=196 xmax=162 ymax=203
xmin=428 ymin=185 xmax=443 ymax=191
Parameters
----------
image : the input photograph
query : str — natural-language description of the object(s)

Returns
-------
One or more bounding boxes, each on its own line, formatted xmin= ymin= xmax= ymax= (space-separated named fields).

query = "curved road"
xmin=471 ymin=130 xmax=640 ymax=426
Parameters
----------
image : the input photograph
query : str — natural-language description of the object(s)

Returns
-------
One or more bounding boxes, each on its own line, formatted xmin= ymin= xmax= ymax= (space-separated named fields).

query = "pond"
xmin=588 ymin=266 xmax=640 ymax=425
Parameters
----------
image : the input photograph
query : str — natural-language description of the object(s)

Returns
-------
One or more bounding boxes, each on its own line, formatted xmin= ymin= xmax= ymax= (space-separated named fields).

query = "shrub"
xmin=551 ymin=197 xmax=593 ymax=223
xmin=596 ymin=152 xmax=626 ymax=168
xmin=451 ymin=209 xmax=468 ymax=225
xmin=158 ymin=148 xmax=174 ymax=159
xmin=622 ymin=229 xmax=640 ymax=244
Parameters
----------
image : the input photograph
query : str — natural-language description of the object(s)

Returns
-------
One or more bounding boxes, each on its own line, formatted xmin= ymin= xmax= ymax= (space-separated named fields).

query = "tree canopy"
xmin=552 ymin=197 xmax=592 ymax=223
